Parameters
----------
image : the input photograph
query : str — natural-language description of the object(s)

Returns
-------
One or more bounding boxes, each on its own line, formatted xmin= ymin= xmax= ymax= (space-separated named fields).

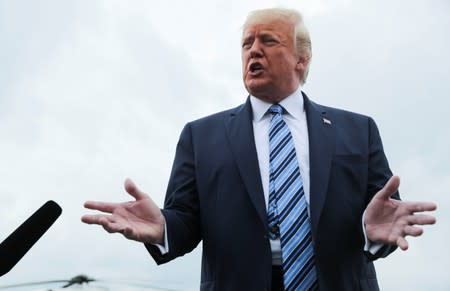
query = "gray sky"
xmin=1 ymin=0 xmax=449 ymax=290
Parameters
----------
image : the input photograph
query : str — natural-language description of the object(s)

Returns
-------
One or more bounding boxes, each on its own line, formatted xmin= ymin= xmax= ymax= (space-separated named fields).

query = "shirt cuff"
xmin=152 ymin=222 xmax=169 ymax=255
xmin=362 ymin=210 xmax=384 ymax=254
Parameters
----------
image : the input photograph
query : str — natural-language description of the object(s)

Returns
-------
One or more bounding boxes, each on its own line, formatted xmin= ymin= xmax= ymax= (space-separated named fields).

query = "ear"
xmin=295 ymin=54 xmax=309 ymax=72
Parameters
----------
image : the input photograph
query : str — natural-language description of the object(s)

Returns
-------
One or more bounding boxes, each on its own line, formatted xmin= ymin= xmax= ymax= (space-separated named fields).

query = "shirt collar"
xmin=250 ymin=86 xmax=305 ymax=122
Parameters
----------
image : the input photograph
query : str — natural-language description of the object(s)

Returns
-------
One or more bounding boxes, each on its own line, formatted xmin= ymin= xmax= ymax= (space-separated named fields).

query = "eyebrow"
xmin=242 ymin=31 xmax=278 ymax=42
xmin=259 ymin=31 xmax=277 ymax=37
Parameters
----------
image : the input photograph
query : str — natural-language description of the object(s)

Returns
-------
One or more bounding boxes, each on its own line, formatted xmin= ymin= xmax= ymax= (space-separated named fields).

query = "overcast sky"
xmin=1 ymin=0 xmax=449 ymax=290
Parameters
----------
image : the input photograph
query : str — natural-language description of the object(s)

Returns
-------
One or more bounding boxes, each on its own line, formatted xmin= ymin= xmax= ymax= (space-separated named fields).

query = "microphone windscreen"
xmin=0 ymin=200 xmax=62 ymax=277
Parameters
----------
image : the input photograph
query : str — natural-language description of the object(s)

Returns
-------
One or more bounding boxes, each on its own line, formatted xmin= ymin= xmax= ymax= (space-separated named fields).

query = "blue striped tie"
xmin=267 ymin=104 xmax=318 ymax=291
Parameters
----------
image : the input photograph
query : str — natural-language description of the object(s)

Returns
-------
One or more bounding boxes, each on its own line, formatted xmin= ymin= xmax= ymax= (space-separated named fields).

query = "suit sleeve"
xmin=363 ymin=117 xmax=400 ymax=261
xmin=145 ymin=123 xmax=202 ymax=264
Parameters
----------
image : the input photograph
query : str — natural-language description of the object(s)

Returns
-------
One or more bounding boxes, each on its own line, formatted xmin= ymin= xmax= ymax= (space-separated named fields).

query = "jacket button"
xmin=271 ymin=225 xmax=279 ymax=233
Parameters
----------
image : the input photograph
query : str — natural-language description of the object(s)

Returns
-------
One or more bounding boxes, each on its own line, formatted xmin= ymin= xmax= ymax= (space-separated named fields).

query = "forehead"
xmin=242 ymin=19 xmax=293 ymax=39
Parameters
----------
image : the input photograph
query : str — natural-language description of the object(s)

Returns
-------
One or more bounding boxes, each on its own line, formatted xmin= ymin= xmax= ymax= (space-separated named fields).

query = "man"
xmin=82 ymin=8 xmax=436 ymax=291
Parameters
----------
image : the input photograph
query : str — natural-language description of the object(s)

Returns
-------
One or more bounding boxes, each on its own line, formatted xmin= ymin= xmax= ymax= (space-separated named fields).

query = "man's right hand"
xmin=81 ymin=178 xmax=165 ymax=245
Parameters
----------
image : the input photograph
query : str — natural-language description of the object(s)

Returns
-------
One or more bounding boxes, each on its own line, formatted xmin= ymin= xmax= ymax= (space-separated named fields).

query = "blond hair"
xmin=243 ymin=8 xmax=312 ymax=84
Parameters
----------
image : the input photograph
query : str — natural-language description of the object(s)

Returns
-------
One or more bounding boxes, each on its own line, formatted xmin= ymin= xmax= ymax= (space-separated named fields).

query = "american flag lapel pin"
xmin=323 ymin=118 xmax=332 ymax=125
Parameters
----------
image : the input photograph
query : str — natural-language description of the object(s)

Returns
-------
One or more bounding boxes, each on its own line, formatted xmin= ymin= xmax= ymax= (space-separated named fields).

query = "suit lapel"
xmin=223 ymin=94 xmax=335 ymax=235
xmin=224 ymin=98 xmax=267 ymax=229
xmin=303 ymin=93 xmax=335 ymax=240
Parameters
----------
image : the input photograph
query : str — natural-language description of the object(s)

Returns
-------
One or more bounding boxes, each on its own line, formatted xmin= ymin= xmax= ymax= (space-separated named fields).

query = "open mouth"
xmin=249 ymin=62 xmax=264 ymax=75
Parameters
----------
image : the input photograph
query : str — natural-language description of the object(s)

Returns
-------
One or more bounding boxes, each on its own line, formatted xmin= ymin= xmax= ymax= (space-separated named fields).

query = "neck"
xmin=252 ymin=86 xmax=301 ymax=103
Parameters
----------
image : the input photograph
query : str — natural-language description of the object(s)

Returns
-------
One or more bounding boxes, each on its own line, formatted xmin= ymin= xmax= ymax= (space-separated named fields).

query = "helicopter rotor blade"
xmin=0 ymin=279 xmax=67 ymax=289
xmin=95 ymin=278 xmax=180 ymax=291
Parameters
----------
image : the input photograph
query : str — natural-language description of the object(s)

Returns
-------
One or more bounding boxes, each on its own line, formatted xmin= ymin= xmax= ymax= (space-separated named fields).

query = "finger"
xmin=124 ymin=178 xmax=148 ymax=200
xmin=81 ymin=214 xmax=113 ymax=225
xmin=122 ymin=226 xmax=135 ymax=239
xmin=405 ymin=201 xmax=437 ymax=213
xmin=374 ymin=175 xmax=400 ymax=201
xmin=102 ymin=221 xmax=126 ymax=234
xmin=404 ymin=225 xmax=423 ymax=237
xmin=396 ymin=236 xmax=409 ymax=250
xmin=104 ymin=223 xmax=137 ymax=240
xmin=407 ymin=214 xmax=436 ymax=225
xmin=84 ymin=201 xmax=119 ymax=213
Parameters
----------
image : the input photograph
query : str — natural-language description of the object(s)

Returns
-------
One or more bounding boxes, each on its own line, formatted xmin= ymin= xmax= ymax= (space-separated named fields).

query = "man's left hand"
xmin=365 ymin=175 xmax=437 ymax=250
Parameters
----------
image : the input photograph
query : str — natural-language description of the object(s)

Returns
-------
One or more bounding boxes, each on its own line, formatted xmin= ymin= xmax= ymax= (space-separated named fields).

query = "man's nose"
xmin=249 ymin=40 xmax=263 ymax=58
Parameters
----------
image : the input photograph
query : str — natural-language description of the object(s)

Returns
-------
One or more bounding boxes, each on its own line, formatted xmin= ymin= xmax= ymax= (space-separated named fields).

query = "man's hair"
xmin=243 ymin=8 xmax=312 ymax=85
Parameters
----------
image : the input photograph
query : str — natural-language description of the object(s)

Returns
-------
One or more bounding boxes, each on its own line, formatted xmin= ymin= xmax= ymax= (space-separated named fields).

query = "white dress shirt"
xmin=250 ymin=88 xmax=310 ymax=265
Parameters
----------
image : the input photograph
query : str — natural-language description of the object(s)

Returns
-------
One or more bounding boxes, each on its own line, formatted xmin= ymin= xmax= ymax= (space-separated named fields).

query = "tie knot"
xmin=269 ymin=104 xmax=284 ymax=115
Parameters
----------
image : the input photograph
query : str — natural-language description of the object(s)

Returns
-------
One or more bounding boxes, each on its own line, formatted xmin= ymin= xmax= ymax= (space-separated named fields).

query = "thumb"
xmin=124 ymin=178 xmax=148 ymax=200
xmin=374 ymin=175 xmax=400 ymax=201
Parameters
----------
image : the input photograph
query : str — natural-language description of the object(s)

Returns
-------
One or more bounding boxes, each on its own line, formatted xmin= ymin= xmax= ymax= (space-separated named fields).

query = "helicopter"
xmin=0 ymin=274 xmax=180 ymax=291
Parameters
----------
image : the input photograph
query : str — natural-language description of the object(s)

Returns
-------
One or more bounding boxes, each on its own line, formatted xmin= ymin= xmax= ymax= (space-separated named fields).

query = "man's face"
xmin=241 ymin=19 xmax=304 ymax=103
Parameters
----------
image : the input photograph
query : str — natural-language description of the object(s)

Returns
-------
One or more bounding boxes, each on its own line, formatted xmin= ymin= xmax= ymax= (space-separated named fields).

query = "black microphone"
xmin=0 ymin=200 xmax=62 ymax=277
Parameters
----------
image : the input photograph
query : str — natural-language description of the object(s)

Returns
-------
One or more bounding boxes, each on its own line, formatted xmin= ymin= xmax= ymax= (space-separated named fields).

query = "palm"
xmin=366 ymin=194 xmax=407 ymax=244
xmin=111 ymin=198 xmax=163 ymax=241
xmin=365 ymin=176 xmax=436 ymax=250
xmin=82 ymin=178 xmax=165 ymax=244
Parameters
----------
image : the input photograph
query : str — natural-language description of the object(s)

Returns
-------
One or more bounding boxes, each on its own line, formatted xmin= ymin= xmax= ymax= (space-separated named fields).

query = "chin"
xmin=247 ymin=90 xmax=272 ymax=103
xmin=245 ymin=81 xmax=270 ymax=96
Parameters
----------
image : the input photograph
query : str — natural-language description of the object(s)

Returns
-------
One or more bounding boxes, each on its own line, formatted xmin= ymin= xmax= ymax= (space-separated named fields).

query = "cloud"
xmin=0 ymin=0 xmax=449 ymax=290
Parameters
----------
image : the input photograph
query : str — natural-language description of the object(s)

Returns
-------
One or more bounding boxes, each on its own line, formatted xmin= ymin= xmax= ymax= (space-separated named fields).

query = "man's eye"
xmin=242 ymin=42 xmax=251 ymax=49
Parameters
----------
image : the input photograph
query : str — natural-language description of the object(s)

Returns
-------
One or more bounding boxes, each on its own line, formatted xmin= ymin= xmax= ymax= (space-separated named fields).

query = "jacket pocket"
xmin=333 ymin=153 xmax=367 ymax=163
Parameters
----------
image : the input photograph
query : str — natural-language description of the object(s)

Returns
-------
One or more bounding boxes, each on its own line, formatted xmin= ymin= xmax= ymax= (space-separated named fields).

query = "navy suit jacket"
xmin=146 ymin=93 xmax=398 ymax=291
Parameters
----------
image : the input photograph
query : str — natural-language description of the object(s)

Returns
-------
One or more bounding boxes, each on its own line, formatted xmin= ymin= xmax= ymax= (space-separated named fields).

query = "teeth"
xmin=250 ymin=63 xmax=262 ymax=72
